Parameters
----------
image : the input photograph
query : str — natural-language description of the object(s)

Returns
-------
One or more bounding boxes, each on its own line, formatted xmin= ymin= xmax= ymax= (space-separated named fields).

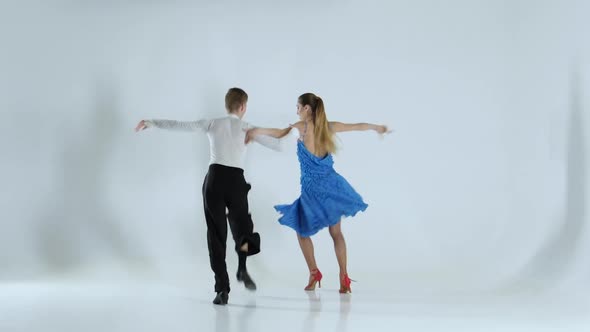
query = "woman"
xmin=245 ymin=93 xmax=389 ymax=293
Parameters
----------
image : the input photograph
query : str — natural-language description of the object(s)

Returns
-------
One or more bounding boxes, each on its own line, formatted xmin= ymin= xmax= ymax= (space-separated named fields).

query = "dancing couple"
xmin=135 ymin=87 xmax=389 ymax=305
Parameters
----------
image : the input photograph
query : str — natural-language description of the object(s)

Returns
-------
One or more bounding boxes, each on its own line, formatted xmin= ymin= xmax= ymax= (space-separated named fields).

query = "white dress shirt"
xmin=145 ymin=114 xmax=281 ymax=169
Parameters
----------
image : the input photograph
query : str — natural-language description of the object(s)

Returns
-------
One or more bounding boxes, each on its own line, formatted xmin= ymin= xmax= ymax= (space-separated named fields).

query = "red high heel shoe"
xmin=339 ymin=274 xmax=354 ymax=294
xmin=304 ymin=269 xmax=323 ymax=291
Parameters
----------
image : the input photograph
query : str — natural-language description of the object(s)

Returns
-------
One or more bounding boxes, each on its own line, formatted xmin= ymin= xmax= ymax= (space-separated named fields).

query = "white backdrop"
xmin=1 ymin=0 xmax=588 ymax=294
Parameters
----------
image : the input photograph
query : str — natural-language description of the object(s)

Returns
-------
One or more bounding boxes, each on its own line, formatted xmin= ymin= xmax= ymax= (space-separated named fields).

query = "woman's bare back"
xmin=295 ymin=121 xmax=327 ymax=158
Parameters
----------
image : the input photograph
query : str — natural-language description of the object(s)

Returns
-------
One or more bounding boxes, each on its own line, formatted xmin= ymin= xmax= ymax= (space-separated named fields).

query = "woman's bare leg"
xmin=329 ymin=221 xmax=348 ymax=277
xmin=297 ymin=234 xmax=318 ymax=272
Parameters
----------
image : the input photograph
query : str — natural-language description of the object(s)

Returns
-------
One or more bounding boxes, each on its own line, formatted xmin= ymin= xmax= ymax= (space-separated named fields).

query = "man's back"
xmin=206 ymin=114 xmax=252 ymax=169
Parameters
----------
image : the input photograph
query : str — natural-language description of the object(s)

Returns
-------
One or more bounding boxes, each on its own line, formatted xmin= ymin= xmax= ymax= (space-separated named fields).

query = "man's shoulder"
xmin=208 ymin=115 xmax=252 ymax=131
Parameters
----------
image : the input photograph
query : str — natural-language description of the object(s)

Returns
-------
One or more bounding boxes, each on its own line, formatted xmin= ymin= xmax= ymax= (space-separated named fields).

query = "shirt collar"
xmin=228 ymin=113 xmax=240 ymax=120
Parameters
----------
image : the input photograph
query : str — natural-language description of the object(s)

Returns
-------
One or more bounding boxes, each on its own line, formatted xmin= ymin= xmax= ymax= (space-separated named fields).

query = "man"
xmin=135 ymin=87 xmax=280 ymax=304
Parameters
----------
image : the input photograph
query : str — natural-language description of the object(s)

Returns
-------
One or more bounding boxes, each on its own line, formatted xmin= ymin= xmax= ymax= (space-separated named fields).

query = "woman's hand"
xmin=376 ymin=125 xmax=392 ymax=134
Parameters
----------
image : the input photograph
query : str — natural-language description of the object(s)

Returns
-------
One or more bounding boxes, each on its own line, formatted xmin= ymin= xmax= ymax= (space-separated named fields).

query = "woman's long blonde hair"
xmin=299 ymin=93 xmax=336 ymax=156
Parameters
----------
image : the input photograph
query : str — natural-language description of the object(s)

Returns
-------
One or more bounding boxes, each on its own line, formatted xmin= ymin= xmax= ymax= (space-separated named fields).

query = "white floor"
xmin=1 ymin=279 xmax=588 ymax=332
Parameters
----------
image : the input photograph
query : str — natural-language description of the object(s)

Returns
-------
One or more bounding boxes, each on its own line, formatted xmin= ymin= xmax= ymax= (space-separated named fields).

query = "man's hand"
xmin=135 ymin=120 xmax=148 ymax=132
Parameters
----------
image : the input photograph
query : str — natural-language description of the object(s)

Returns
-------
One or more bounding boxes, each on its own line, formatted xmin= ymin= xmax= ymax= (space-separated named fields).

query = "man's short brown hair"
xmin=225 ymin=87 xmax=248 ymax=113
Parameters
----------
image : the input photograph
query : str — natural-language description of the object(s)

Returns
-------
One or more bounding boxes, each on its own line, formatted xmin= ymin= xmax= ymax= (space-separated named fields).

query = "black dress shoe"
xmin=213 ymin=291 xmax=228 ymax=305
xmin=237 ymin=269 xmax=257 ymax=291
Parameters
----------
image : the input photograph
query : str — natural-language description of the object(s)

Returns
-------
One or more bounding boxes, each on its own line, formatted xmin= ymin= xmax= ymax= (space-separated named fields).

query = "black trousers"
xmin=202 ymin=164 xmax=261 ymax=293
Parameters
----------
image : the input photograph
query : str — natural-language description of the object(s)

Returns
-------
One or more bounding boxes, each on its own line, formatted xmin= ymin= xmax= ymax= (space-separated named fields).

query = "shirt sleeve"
xmin=145 ymin=119 xmax=212 ymax=132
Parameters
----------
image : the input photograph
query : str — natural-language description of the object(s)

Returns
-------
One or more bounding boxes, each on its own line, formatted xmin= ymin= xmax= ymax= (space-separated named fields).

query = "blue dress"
xmin=274 ymin=137 xmax=368 ymax=237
